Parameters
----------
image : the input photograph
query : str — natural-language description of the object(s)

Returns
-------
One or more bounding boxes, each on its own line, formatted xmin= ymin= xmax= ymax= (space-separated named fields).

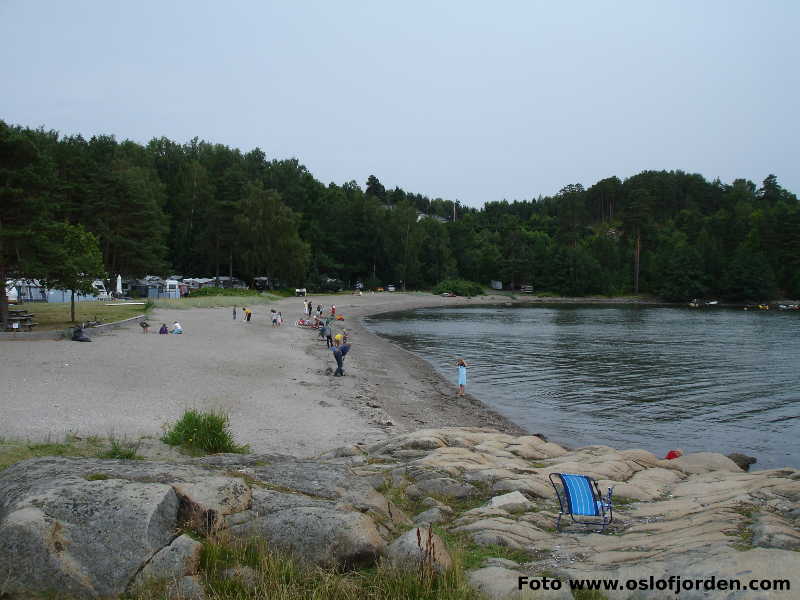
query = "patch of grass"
xmin=437 ymin=529 xmax=535 ymax=570
xmin=11 ymin=302 xmax=146 ymax=330
xmin=162 ymin=409 xmax=249 ymax=455
xmin=98 ymin=439 xmax=142 ymax=460
xmin=85 ymin=473 xmax=111 ymax=481
xmin=188 ymin=532 xmax=480 ymax=600
xmin=0 ymin=435 xmax=105 ymax=471
xmin=612 ymin=495 xmax=637 ymax=506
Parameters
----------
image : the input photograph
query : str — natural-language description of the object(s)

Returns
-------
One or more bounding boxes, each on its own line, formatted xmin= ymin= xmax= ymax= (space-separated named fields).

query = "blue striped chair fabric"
xmin=549 ymin=472 xmax=613 ymax=531
xmin=562 ymin=474 xmax=600 ymax=516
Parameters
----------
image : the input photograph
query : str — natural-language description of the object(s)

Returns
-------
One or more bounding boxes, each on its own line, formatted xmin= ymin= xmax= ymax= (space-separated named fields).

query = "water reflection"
xmin=365 ymin=305 xmax=800 ymax=469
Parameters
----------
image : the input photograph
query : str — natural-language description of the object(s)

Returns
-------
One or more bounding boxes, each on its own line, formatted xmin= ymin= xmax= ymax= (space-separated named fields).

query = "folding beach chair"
xmin=549 ymin=473 xmax=613 ymax=532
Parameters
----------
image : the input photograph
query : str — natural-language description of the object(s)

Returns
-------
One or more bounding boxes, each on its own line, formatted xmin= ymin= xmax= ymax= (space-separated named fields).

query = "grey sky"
xmin=2 ymin=1 xmax=797 ymax=206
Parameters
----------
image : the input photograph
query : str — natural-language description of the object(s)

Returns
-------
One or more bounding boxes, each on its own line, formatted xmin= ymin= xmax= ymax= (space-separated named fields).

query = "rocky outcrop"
xmin=1 ymin=427 xmax=798 ymax=600
xmin=386 ymin=526 xmax=453 ymax=573
xmin=361 ymin=427 xmax=800 ymax=600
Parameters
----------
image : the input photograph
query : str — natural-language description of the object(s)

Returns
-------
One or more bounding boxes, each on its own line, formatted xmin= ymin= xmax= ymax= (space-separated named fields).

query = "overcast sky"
xmin=2 ymin=1 xmax=797 ymax=206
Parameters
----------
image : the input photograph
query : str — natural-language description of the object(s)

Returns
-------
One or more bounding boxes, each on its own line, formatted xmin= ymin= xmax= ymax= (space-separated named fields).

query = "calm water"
xmin=365 ymin=305 xmax=800 ymax=469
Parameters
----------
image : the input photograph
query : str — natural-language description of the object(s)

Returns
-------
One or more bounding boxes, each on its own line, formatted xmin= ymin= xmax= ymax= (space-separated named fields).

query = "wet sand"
xmin=1 ymin=293 xmax=525 ymax=456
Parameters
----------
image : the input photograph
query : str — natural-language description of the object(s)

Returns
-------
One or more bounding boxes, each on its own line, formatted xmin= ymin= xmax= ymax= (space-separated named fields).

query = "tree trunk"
xmin=633 ymin=229 xmax=641 ymax=294
xmin=215 ymin=236 xmax=220 ymax=287
xmin=70 ymin=289 xmax=76 ymax=323
xmin=0 ymin=265 xmax=8 ymax=331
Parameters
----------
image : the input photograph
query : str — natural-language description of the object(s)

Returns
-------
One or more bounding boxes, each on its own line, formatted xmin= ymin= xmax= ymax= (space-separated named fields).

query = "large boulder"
xmin=670 ymin=452 xmax=743 ymax=475
xmin=231 ymin=505 xmax=385 ymax=568
xmin=0 ymin=458 xmax=179 ymax=598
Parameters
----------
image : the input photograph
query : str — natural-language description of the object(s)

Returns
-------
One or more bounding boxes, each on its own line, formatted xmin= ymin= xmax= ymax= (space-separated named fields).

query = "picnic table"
xmin=4 ymin=310 xmax=38 ymax=331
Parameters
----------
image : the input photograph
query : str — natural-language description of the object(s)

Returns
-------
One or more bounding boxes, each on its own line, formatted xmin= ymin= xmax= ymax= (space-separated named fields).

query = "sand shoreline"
xmin=1 ymin=293 xmax=661 ymax=457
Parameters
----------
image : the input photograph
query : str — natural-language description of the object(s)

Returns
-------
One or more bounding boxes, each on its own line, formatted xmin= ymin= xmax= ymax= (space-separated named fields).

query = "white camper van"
xmin=91 ymin=280 xmax=110 ymax=300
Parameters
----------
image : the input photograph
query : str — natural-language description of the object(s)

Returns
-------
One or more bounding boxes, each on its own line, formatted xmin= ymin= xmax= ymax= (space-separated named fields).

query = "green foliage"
xmin=432 ymin=279 xmax=484 ymax=297
xmin=3 ymin=119 xmax=799 ymax=304
xmin=181 ymin=534 xmax=479 ymax=600
xmin=189 ymin=286 xmax=262 ymax=297
xmin=98 ymin=439 xmax=142 ymax=460
xmin=85 ymin=473 xmax=110 ymax=481
xmin=0 ymin=435 xmax=105 ymax=471
xmin=162 ymin=409 xmax=249 ymax=455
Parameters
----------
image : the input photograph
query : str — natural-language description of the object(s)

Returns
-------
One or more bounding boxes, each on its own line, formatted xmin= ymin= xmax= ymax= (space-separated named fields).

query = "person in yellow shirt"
xmin=334 ymin=333 xmax=343 ymax=346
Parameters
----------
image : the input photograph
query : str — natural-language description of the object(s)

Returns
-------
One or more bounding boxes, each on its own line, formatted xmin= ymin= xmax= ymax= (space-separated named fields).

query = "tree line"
xmin=2 ymin=119 xmax=799 ymax=327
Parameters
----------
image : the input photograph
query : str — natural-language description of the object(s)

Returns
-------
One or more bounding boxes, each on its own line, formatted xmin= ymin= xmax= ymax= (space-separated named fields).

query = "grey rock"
xmin=0 ymin=457 xmax=179 ymax=598
xmin=468 ymin=566 xmax=571 ymax=599
xmin=486 ymin=491 xmax=534 ymax=514
xmin=483 ymin=557 xmax=521 ymax=569
xmin=166 ymin=575 xmax=206 ymax=600
xmin=230 ymin=505 xmax=384 ymax=568
xmin=386 ymin=527 xmax=452 ymax=573
xmin=413 ymin=477 xmax=477 ymax=499
xmin=727 ymin=452 xmax=757 ymax=471
xmin=670 ymin=452 xmax=743 ymax=474
xmin=246 ymin=459 xmax=354 ymax=499
xmin=421 ymin=496 xmax=448 ymax=508
xmin=751 ymin=513 xmax=800 ymax=550
xmin=413 ymin=506 xmax=452 ymax=525
xmin=135 ymin=534 xmax=203 ymax=585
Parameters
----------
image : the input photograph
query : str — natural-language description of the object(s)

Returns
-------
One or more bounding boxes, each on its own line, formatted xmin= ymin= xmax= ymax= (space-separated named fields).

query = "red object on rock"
xmin=665 ymin=450 xmax=683 ymax=460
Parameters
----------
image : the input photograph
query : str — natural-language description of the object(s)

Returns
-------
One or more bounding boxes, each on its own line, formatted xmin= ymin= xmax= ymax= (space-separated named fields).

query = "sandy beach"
xmin=1 ymin=292 xmax=525 ymax=456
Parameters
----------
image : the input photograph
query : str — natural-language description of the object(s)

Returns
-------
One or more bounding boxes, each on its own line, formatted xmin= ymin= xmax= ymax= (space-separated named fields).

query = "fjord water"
xmin=365 ymin=305 xmax=800 ymax=469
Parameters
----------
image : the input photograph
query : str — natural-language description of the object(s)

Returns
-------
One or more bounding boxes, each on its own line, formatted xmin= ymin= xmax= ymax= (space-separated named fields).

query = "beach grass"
xmin=9 ymin=301 xmax=145 ymax=330
xmin=162 ymin=409 xmax=249 ymax=455
xmin=0 ymin=434 xmax=107 ymax=471
xmin=129 ymin=532 xmax=480 ymax=600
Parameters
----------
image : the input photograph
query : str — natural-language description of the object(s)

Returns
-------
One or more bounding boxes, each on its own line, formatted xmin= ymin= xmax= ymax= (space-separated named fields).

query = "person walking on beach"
xmin=232 ymin=305 xmax=237 ymax=320
xmin=456 ymin=358 xmax=468 ymax=396
xmin=271 ymin=309 xmax=278 ymax=327
xmin=246 ymin=308 xmax=252 ymax=322
xmin=277 ymin=312 xmax=283 ymax=327
xmin=321 ymin=323 xmax=333 ymax=348
xmin=242 ymin=307 xmax=247 ymax=321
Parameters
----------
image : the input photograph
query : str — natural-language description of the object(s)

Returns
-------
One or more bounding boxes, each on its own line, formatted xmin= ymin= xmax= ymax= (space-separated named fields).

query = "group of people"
xmin=139 ymin=321 xmax=182 ymax=334
xmin=303 ymin=299 xmax=336 ymax=319
xmin=233 ymin=306 xmax=254 ymax=322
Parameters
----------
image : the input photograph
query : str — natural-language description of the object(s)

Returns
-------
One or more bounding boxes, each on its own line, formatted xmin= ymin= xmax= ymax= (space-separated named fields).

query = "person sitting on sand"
xmin=456 ymin=358 xmax=468 ymax=396
xmin=158 ymin=323 xmax=168 ymax=334
xmin=170 ymin=321 xmax=183 ymax=334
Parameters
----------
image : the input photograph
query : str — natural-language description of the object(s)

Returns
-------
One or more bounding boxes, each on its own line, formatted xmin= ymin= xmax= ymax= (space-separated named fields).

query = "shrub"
xmin=162 ymin=409 xmax=248 ymax=455
xmin=189 ymin=287 xmax=262 ymax=297
xmin=432 ymin=279 xmax=484 ymax=297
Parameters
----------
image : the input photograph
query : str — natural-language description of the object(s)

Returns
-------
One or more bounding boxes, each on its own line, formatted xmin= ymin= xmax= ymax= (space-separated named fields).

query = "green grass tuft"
xmin=98 ymin=439 xmax=142 ymax=460
xmin=162 ymin=409 xmax=249 ymax=455
xmin=85 ymin=473 xmax=111 ymax=481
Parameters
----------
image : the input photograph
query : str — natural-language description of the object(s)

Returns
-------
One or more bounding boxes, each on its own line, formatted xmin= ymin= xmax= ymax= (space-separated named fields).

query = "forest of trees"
xmin=3 ymin=119 xmax=800 ymax=316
